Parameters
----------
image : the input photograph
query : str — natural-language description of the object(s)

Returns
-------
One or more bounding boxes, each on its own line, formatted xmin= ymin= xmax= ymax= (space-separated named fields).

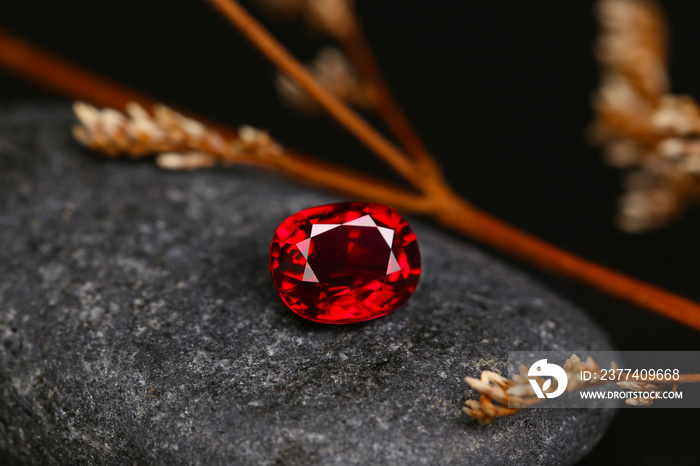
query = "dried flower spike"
xmin=72 ymin=101 xmax=282 ymax=169
xmin=256 ymin=0 xmax=354 ymax=39
xmin=592 ymin=0 xmax=700 ymax=231
xmin=275 ymin=47 xmax=372 ymax=113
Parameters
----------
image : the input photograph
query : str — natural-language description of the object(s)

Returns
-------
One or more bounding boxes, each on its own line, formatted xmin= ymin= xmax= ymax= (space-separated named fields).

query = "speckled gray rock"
xmin=0 ymin=104 xmax=614 ymax=465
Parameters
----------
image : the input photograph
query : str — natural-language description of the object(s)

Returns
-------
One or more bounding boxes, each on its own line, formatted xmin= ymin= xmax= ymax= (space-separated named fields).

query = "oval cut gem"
xmin=269 ymin=202 xmax=421 ymax=324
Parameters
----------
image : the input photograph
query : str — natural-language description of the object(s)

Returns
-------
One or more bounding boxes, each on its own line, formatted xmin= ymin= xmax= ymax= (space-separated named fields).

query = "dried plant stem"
xmin=277 ymin=151 xmax=433 ymax=213
xmin=439 ymin=196 xmax=700 ymax=330
xmin=203 ymin=0 xmax=431 ymax=192
xmin=0 ymin=29 xmax=157 ymax=113
xmin=1 ymin=19 xmax=700 ymax=330
xmin=203 ymin=0 xmax=700 ymax=330
xmin=0 ymin=27 xmax=429 ymax=214
xmin=333 ymin=5 xmax=442 ymax=178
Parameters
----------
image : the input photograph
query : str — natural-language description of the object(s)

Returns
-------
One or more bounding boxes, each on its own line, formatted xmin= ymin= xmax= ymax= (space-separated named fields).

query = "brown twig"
xmin=253 ymin=0 xmax=441 ymax=177
xmin=437 ymin=196 xmax=700 ymax=330
xmin=202 ymin=0 xmax=700 ymax=330
xmin=0 ymin=29 xmax=157 ymax=113
xmin=202 ymin=0 xmax=431 ymax=192
xmin=330 ymin=1 xmax=442 ymax=178
xmin=1 ymin=9 xmax=700 ymax=330
xmin=0 ymin=27 xmax=430 ymax=214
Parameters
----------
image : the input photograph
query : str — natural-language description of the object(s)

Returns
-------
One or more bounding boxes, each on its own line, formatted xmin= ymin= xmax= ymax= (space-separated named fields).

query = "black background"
xmin=0 ymin=1 xmax=698 ymax=464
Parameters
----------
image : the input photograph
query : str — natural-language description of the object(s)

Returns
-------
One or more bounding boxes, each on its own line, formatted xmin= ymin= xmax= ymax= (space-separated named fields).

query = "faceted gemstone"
xmin=269 ymin=202 xmax=421 ymax=324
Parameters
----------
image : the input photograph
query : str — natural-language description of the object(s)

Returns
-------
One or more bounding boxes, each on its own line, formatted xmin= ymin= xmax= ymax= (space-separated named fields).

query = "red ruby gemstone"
xmin=269 ymin=202 xmax=421 ymax=324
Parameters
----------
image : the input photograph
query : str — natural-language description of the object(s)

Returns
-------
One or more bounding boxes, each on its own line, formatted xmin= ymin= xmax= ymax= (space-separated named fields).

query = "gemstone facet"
xmin=269 ymin=202 xmax=421 ymax=324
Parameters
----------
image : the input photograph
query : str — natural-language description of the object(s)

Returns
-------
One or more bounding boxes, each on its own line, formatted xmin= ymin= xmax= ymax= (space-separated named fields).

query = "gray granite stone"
xmin=0 ymin=104 xmax=615 ymax=465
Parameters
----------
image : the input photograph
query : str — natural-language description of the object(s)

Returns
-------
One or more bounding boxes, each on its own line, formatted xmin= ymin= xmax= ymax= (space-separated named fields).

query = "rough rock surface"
xmin=0 ymin=104 xmax=615 ymax=465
